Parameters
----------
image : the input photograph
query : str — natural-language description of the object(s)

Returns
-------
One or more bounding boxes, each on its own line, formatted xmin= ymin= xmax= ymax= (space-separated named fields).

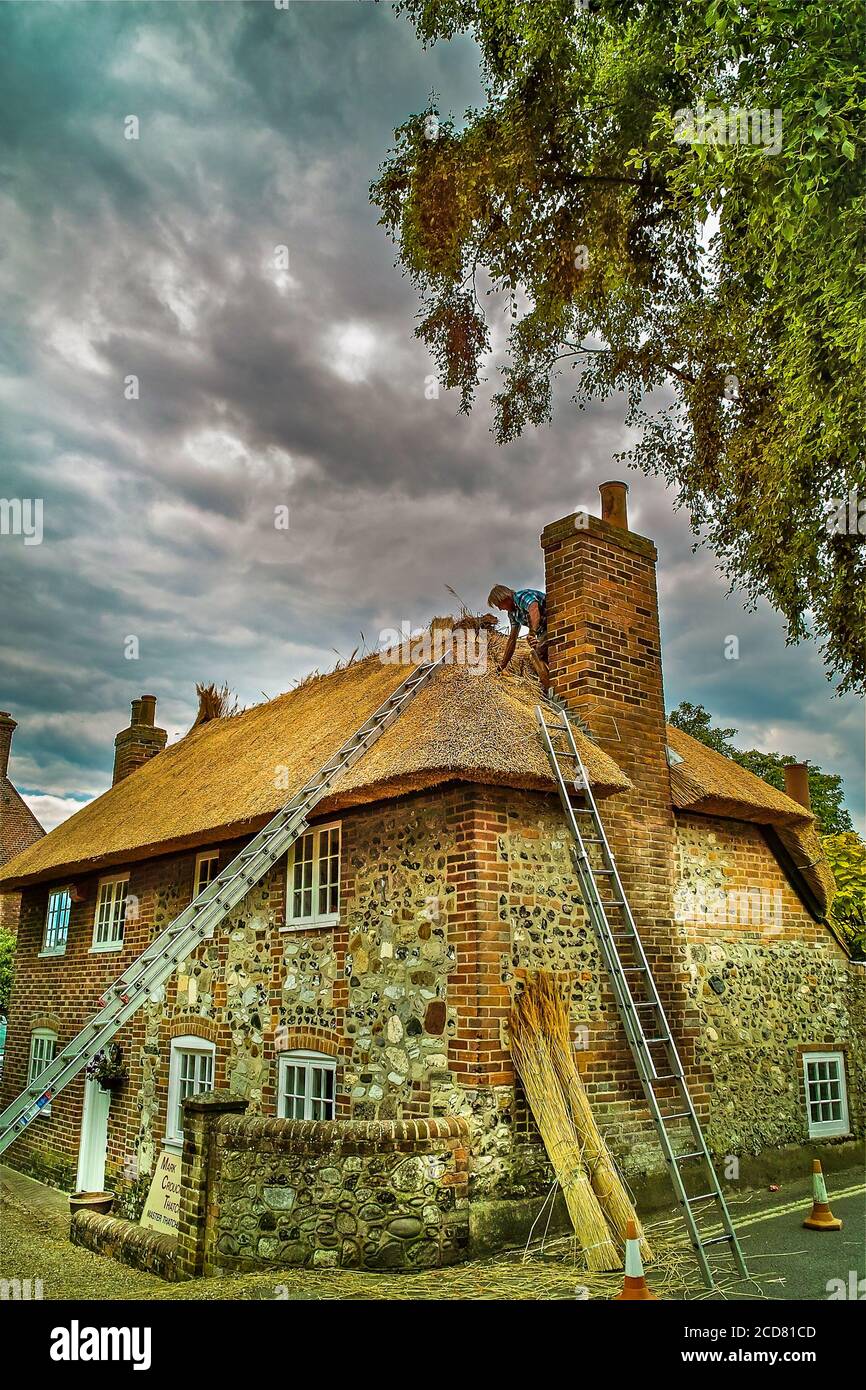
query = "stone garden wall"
xmin=175 ymin=1094 xmax=470 ymax=1276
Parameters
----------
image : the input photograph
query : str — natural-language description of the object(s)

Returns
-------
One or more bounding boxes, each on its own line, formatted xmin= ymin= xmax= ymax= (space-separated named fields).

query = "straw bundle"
xmin=510 ymin=986 xmax=621 ymax=1272
xmin=531 ymin=972 xmax=652 ymax=1263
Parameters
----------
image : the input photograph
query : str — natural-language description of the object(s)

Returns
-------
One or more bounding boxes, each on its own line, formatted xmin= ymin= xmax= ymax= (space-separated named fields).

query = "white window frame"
xmin=803 ymin=1051 xmax=850 ymax=1139
xmin=277 ymin=1050 xmax=336 ymax=1121
xmin=193 ymin=850 xmax=219 ymax=899
xmin=165 ymin=1036 xmax=216 ymax=1146
xmin=28 ymin=1029 xmax=57 ymax=1115
xmin=40 ymin=888 xmax=72 ymax=956
xmin=91 ymin=873 xmax=129 ymax=952
xmin=285 ymin=821 xmax=341 ymax=928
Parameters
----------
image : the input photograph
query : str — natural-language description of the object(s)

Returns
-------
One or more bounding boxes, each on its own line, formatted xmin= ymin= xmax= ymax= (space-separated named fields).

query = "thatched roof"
xmin=666 ymin=726 xmax=812 ymax=826
xmin=0 ymin=641 xmax=838 ymax=927
xmin=0 ymin=635 xmax=630 ymax=890
xmin=667 ymin=725 xmax=835 ymax=920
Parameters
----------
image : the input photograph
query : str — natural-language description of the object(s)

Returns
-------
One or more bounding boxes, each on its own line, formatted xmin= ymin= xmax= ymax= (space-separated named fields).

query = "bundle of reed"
xmin=531 ymin=971 xmax=653 ymax=1263
xmin=510 ymin=987 xmax=621 ymax=1272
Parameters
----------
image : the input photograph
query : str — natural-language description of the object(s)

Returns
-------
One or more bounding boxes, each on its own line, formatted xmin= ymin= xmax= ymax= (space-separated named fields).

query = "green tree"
xmin=0 ymin=928 xmax=15 ymax=1018
xmin=822 ymin=832 xmax=866 ymax=958
xmin=668 ymin=700 xmax=853 ymax=834
xmin=374 ymin=0 xmax=866 ymax=692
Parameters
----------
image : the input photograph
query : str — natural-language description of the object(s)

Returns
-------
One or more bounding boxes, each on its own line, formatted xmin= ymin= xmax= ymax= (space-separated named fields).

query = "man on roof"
xmin=487 ymin=584 xmax=549 ymax=689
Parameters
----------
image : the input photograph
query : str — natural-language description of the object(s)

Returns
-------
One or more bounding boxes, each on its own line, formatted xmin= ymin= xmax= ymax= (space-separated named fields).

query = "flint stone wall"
xmin=180 ymin=1098 xmax=470 ymax=1275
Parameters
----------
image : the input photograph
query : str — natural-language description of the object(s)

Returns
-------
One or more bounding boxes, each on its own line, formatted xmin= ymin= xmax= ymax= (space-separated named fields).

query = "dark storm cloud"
xmin=0 ymin=0 xmax=862 ymax=832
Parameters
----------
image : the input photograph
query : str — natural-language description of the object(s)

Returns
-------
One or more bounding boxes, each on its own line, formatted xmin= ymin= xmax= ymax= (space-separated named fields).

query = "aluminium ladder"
xmin=536 ymin=704 xmax=749 ymax=1289
xmin=0 ymin=656 xmax=444 ymax=1157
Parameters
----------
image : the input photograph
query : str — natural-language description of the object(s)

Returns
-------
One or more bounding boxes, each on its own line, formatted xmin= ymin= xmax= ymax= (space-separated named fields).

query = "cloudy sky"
xmin=0 ymin=0 xmax=862 ymax=834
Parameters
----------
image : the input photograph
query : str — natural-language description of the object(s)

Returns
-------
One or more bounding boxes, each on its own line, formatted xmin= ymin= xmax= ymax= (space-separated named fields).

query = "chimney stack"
xmin=784 ymin=762 xmax=812 ymax=811
xmin=0 ymin=712 xmax=17 ymax=781
xmin=541 ymin=480 xmax=676 ymax=931
xmin=112 ymin=694 xmax=167 ymax=786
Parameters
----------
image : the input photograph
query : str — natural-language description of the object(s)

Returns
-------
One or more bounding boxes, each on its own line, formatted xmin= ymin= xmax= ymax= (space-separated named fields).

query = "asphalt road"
xmin=711 ymin=1166 xmax=865 ymax=1301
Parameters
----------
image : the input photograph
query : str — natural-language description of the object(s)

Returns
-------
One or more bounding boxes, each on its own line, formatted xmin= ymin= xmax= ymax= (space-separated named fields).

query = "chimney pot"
xmin=139 ymin=694 xmax=157 ymax=727
xmin=784 ymin=762 xmax=812 ymax=811
xmin=599 ymin=480 xmax=629 ymax=530
xmin=0 ymin=711 xmax=17 ymax=781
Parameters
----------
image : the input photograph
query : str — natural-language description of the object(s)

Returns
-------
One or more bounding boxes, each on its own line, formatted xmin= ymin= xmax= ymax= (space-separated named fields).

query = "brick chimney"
xmin=0 ymin=712 xmax=17 ymax=781
xmin=112 ymin=694 xmax=167 ymax=785
xmin=541 ymin=481 xmax=680 ymax=1024
xmin=783 ymin=762 xmax=812 ymax=811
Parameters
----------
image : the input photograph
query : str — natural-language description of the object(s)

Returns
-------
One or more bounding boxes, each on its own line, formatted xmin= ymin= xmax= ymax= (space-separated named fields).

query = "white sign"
xmin=140 ymin=1149 xmax=181 ymax=1234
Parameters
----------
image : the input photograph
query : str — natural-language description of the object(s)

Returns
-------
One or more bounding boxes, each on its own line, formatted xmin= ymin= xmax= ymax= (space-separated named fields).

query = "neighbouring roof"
xmin=667 ymin=725 xmax=835 ymax=921
xmin=0 ymin=633 xmax=630 ymax=890
xmin=1 ymin=775 xmax=44 ymax=870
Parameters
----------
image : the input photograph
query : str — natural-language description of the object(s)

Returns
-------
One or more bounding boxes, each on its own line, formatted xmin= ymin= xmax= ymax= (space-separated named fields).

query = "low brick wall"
xmin=176 ymin=1094 xmax=470 ymax=1276
xmin=70 ymin=1210 xmax=178 ymax=1281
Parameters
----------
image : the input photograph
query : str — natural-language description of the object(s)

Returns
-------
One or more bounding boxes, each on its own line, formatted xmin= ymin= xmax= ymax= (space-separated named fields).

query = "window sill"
xmin=163 ymin=1137 xmax=183 ymax=1152
xmin=38 ymin=948 xmax=67 ymax=958
xmin=280 ymin=915 xmax=340 ymax=933
xmin=89 ymin=941 xmax=125 ymax=953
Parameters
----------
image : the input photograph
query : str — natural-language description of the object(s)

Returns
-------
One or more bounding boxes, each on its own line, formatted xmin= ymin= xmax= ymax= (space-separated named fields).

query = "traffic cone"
xmin=802 ymin=1159 xmax=843 ymax=1231
xmin=615 ymin=1219 xmax=658 ymax=1299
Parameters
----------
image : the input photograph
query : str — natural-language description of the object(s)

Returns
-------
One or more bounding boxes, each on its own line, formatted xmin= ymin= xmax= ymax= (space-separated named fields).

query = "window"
xmin=287 ymin=823 xmax=341 ymax=926
xmin=166 ymin=1036 xmax=216 ymax=1144
xmin=28 ymin=1030 xmax=57 ymax=1115
xmin=193 ymin=851 xmax=219 ymax=898
xmin=41 ymin=889 xmax=71 ymax=955
xmin=278 ymin=1051 xmax=336 ymax=1120
xmin=92 ymin=874 xmax=129 ymax=951
xmin=803 ymin=1052 xmax=849 ymax=1139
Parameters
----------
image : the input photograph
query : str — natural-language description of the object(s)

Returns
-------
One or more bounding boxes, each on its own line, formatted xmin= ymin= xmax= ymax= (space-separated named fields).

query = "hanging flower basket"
xmin=86 ymin=1044 xmax=127 ymax=1091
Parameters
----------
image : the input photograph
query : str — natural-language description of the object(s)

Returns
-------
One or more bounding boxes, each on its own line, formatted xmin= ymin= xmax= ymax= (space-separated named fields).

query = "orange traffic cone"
xmin=615 ymin=1219 xmax=658 ymax=1300
xmin=803 ymin=1159 xmax=843 ymax=1231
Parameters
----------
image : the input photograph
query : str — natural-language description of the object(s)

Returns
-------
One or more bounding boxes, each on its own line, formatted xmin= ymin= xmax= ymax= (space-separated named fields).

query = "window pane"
xmin=45 ymin=890 xmax=71 ymax=950
xmin=317 ymin=827 xmax=340 ymax=916
xmin=293 ymin=835 xmax=314 ymax=918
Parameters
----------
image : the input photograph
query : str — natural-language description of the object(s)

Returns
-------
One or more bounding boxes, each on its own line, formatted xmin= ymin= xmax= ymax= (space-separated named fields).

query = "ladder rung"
xmin=687 ymin=1192 xmax=719 ymax=1205
xmin=651 ymin=1073 xmax=681 ymax=1082
xmin=644 ymin=1036 xmax=671 ymax=1045
xmin=699 ymin=1234 xmax=735 ymax=1248
xmin=622 ymin=966 xmax=648 ymax=973
xmin=674 ymin=1151 xmax=704 ymax=1162
xmin=662 ymin=1110 xmax=692 ymax=1122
